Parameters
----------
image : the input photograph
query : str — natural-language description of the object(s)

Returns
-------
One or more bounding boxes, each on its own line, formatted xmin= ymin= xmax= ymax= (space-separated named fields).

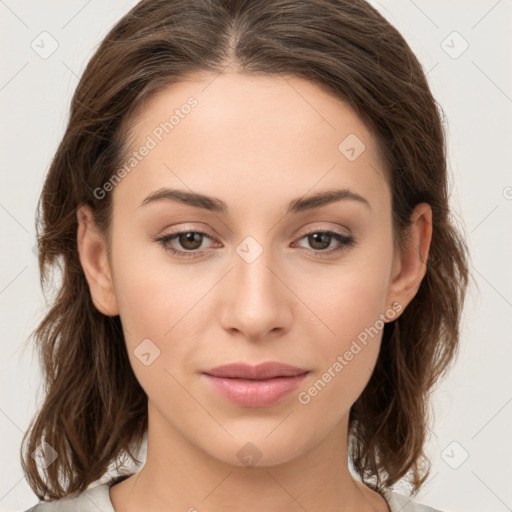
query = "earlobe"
xmin=386 ymin=202 xmax=433 ymax=317
xmin=76 ymin=204 xmax=119 ymax=316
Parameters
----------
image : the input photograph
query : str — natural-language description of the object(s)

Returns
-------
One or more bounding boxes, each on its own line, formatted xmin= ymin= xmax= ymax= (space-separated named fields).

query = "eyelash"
xmin=153 ymin=228 xmax=355 ymax=260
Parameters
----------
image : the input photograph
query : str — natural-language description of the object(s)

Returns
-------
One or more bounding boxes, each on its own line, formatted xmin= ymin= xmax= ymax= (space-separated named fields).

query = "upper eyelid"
xmin=298 ymin=225 xmax=351 ymax=237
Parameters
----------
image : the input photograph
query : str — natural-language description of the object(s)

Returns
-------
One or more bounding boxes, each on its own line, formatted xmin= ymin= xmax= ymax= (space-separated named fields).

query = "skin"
xmin=77 ymin=69 xmax=432 ymax=512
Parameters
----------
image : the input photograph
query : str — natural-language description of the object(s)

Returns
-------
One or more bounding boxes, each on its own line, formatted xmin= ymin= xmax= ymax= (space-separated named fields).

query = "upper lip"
xmin=203 ymin=362 xmax=309 ymax=380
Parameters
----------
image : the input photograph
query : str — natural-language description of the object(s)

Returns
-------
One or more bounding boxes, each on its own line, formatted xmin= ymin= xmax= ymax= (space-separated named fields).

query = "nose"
xmin=217 ymin=241 xmax=293 ymax=342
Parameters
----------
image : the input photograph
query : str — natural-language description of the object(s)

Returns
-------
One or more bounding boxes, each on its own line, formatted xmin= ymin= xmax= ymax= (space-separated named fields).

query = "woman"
xmin=21 ymin=0 xmax=470 ymax=511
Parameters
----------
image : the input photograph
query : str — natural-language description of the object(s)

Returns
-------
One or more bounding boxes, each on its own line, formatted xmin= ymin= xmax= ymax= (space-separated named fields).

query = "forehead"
xmin=113 ymin=71 xmax=389 ymax=213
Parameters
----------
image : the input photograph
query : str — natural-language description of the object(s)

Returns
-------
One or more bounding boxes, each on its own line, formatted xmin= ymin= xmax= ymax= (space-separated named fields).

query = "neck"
xmin=110 ymin=402 xmax=389 ymax=512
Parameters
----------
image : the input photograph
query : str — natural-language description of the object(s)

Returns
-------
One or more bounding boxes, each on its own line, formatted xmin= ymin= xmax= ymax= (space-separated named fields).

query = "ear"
xmin=385 ymin=202 xmax=433 ymax=319
xmin=76 ymin=204 xmax=119 ymax=316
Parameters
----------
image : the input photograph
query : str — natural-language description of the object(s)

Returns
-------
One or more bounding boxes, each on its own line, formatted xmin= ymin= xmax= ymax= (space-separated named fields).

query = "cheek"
xmin=304 ymin=258 xmax=391 ymax=353
xmin=296 ymin=280 xmax=385 ymax=420
xmin=109 ymin=235 xmax=211 ymax=390
xmin=294 ymin=254 xmax=391 ymax=410
xmin=110 ymin=228 xmax=198 ymax=337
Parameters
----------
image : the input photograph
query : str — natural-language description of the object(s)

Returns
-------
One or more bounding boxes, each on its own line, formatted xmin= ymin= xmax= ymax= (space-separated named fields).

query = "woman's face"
xmin=80 ymin=71 xmax=427 ymax=468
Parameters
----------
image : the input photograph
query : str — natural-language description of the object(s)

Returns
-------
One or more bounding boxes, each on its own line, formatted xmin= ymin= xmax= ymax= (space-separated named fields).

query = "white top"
xmin=24 ymin=478 xmax=447 ymax=512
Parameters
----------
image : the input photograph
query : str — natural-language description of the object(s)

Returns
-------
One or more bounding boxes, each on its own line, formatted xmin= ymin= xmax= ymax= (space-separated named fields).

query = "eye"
xmin=292 ymin=229 xmax=355 ymax=258
xmin=153 ymin=229 xmax=217 ymax=259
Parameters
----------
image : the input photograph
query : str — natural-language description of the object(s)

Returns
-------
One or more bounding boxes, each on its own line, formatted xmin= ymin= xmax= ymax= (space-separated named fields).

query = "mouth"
xmin=201 ymin=362 xmax=309 ymax=407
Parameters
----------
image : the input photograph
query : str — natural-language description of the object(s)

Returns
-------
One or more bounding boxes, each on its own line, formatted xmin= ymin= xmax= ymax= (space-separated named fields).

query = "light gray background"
xmin=1 ymin=1 xmax=511 ymax=511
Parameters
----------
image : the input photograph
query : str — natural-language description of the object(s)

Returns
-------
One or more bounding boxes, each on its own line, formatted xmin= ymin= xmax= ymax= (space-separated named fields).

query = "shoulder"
xmin=23 ymin=483 xmax=448 ymax=512
xmin=384 ymin=490 xmax=449 ymax=512
xmin=23 ymin=483 xmax=114 ymax=512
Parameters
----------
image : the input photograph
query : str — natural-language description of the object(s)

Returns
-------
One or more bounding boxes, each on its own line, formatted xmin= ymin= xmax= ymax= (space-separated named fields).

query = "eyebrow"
xmin=139 ymin=187 xmax=371 ymax=214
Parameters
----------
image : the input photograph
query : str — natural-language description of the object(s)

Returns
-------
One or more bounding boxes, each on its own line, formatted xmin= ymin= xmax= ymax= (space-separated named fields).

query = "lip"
xmin=202 ymin=362 xmax=309 ymax=408
xmin=204 ymin=362 xmax=309 ymax=379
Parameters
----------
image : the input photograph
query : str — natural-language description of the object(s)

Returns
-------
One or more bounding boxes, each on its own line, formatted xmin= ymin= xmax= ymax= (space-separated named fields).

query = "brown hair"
xmin=21 ymin=0 xmax=472 ymax=501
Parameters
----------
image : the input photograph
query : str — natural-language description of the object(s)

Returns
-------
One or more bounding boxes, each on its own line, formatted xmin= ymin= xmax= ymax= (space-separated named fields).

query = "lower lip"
xmin=202 ymin=373 xmax=309 ymax=408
